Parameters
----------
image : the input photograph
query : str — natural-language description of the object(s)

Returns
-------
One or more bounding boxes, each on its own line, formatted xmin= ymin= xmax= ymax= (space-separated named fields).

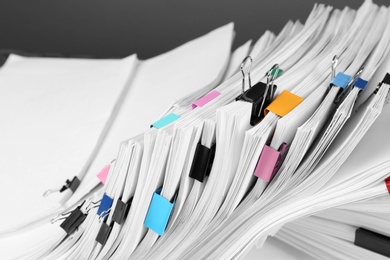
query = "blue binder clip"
xmin=331 ymin=72 xmax=352 ymax=89
xmin=144 ymin=189 xmax=175 ymax=236
xmin=354 ymin=77 xmax=368 ymax=91
xmin=97 ymin=193 xmax=113 ymax=221
xmin=332 ymin=72 xmax=355 ymax=104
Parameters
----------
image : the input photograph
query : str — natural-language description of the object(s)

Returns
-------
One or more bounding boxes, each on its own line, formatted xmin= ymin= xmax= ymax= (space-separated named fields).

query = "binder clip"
xmin=51 ymin=210 xmax=73 ymax=225
xmin=356 ymin=73 xmax=390 ymax=111
xmin=354 ymin=77 xmax=368 ymax=92
xmin=385 ymin=176 xmax=390 ymax=194
xmin=189 ymin=142 xmax=216 ymax=182
xmin=56 ymin=200 xmax=89 ymax=235
xmin=97 ymin=160 xmax=115 ymax=185
xmin=334 ymin=64 xmax=365 ymax=104
xmin=151 ymin=113 xmax=180 ymax=129
xmin=331 ymin=72 xmax=352 ymax=104
xmin=376 ymin=73 xmax=390 ymax=95
xmin=236 ymin=56 xmax=282 ymax=126
xmin=369 ymin=73 xmax=390 ymax=102
xmin=112 ymin=197 xmax=132 ymax=225
xmin=96 ymin=197 xmax=132 ymax=245
xmin=254 ymin=143 xmax=288 ymax=182
xmin=192 ymin=90 xmax=221 ymax=110
xmin=331 ymin=72 xmax=352 ymax=90
xmin=355 ymin=228 xmax=390 ymax=257
xmin=264 ymin=90 xmax=303 ymax=117
xmin=43 ymin=176 xmax=81 ymax=197
xmin=351 ymin=64 xmax=366 ymax=91
xmin=374 ymin=73 xmax=390 ymax=104
xmin=144 ymin=188 xmax=176 ymax=236
xmin=328 ymin=55 xmax=341 ymax=90
xmin=96 ymin=221 xmax=113 ymax=246
xmin=97 ymin=193 xmax=113 ymax=221
xmin=382 ymin=73 xmax=390 ymax=85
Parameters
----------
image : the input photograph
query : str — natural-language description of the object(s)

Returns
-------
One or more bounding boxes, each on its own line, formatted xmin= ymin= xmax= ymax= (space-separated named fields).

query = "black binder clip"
xmin=60 ymin=176 xmax=80 ymax=193
xmin=96 ymin=197 xmax=132 ymax=246
xmin=43 ymin=176 xmax=81 ymax=197
xmin=236 ymin=56 xmax=280 ymax=126
xmin=365 ymin=73 xmax=390 ymax=99
xmin=378 ymin=73 xmax=390 ymax=103
xmin=96 ymin=221 xmax=113 ymax=246
xmin=377 ymin=73 xmax=390 ymax=92
xmin=355 ymin=228 xmax=390 ymax=257
xmin=189 ymin=142 xmax=216 ymax=182
xmin=355 ymin=73 xmax=390 ymax=112
xmin=55 ymin=201 xmax=88 ymax=235
xmin=111 ymin=198 xmax=132 ymax=225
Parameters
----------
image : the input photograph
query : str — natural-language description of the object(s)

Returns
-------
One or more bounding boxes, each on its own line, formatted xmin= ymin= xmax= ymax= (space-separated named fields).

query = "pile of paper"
xmin=1 ymin=1 xmax=390 ymax=259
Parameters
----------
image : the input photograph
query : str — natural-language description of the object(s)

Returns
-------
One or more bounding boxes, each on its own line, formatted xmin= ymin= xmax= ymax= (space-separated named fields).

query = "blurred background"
xmin=0 ymin=0 xmax=388 ymax=64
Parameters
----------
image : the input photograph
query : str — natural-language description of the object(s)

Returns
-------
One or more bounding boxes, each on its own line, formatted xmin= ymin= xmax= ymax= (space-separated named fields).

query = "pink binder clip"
xmin=97 ymin=163 xmax=111 ymax=185
xmin=192 ymin=90 xmax=221 ymax=110
xmin=254 ymin=143 xmax=287 ymax=182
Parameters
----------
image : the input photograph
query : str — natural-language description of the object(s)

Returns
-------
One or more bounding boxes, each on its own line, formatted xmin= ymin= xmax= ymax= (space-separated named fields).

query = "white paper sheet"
xmin=0 ymin=54 xmax=137 ymax=233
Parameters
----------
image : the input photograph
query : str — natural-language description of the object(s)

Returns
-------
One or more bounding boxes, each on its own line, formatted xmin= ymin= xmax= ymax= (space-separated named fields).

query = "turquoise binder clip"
xmin=151 ymin=113 xmax=180 ymax=129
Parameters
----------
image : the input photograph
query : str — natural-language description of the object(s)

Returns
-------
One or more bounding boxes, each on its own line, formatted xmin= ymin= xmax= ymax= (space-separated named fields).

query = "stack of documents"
xmin=1 ymin=1 xmax=390 ymax=259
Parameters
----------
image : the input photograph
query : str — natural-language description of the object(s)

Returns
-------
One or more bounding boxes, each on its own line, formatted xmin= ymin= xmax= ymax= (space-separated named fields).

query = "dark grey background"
xmin=0 ymin=0 xmax=388 ymax=61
